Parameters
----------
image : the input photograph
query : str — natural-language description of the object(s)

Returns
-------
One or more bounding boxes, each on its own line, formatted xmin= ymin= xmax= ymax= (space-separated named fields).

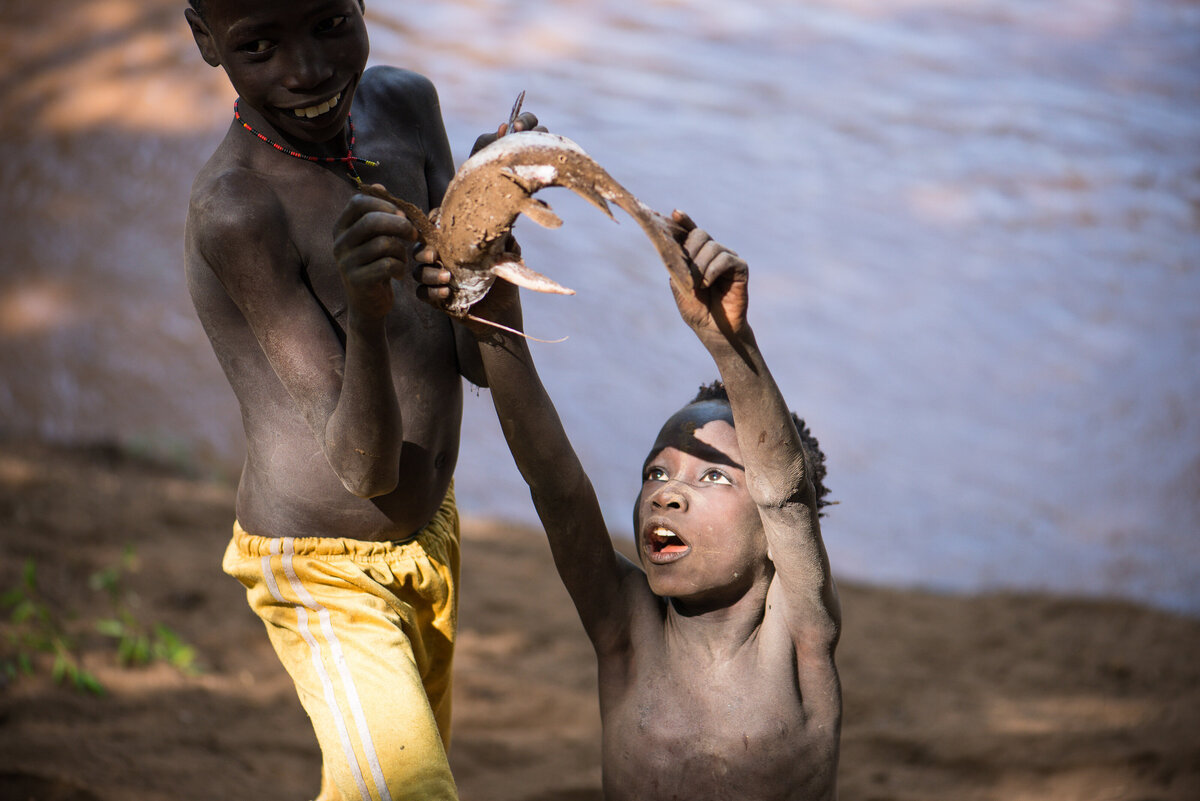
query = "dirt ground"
xmin=0 ymin=439 xmax=1198 ymax=801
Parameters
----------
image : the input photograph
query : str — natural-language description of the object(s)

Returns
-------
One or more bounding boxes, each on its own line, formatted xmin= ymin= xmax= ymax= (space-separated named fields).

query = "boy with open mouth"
xmin=419 ymin=210 xmax=841 ymax=799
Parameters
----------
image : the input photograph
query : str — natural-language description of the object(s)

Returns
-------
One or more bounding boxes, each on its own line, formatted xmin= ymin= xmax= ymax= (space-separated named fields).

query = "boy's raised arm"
xmin=667 ymin=213 xmax=840 ymax=648
xmin=417 ymin=265 xmax=635 ymax=650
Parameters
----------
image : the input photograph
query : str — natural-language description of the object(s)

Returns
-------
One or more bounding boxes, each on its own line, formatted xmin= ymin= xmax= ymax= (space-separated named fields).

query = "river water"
xmin=1 ymin=0 xmax=1197 ymax=613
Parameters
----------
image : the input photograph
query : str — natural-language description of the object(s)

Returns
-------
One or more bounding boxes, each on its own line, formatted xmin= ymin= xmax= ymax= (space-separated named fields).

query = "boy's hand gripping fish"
xmin=360 ymin=131 xmax=692 ymax=325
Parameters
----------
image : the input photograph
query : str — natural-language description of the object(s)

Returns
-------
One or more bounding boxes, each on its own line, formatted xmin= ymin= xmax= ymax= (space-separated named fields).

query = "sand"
xmin=1 ymin=440 xmax=1197 ymax=801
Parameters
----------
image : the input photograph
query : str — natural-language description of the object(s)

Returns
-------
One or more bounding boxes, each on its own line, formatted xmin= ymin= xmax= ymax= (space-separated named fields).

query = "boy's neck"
xmin=664 ymin=586 xmax=769 ymax=655
xmin=234 ymin=99 xmax=352 ymax=161
xmin=232 ymin=98 xmax=378 ymax=185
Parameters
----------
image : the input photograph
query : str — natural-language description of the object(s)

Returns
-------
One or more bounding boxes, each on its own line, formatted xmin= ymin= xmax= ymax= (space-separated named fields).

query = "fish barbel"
xmin=360 ymin=131 xmax=690 ymax=318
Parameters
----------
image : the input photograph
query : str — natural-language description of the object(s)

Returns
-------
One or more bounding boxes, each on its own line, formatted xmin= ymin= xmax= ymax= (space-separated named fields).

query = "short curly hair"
xmin=691 ymin=380 xmax=833 ymax=515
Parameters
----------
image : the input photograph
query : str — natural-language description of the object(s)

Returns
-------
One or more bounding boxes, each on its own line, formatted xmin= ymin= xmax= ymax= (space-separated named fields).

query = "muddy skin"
xmin=458 ymin=210 xmax=842 ymax=799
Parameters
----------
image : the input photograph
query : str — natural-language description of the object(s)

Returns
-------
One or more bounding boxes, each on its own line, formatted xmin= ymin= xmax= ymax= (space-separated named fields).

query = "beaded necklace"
xmin=234 ymin=98 xmax=379 ymax=185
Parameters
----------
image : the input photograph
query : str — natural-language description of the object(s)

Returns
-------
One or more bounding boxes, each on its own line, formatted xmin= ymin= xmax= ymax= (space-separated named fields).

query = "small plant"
xmin=1 ymin=559 xmax=105 ymax=695
xmin=0 ymin=547 xmax=200 ymax=695
xmin=90 ymin=546 xmax=198 ymax=675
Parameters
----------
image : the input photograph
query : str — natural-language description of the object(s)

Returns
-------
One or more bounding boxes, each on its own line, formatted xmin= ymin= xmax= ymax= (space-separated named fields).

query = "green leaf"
xmin=96 ymin=618 xmax=126 ymax=638
xmin=11 ymin=600 xmax=36 ymax=624
xmin=21 ymin=560 xmax=37 ymax=590
xmin=133 ymin=636 xmax=151 ymax=665
xmin=172 ymin=646 xmax=197 ymax=671
xmin=76 ymin=670 xmax=106 ymax=696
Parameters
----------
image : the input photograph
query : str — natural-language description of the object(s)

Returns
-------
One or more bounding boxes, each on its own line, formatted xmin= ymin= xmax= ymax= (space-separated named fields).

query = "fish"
xmin=359 ymin=130 xmax=691 ymax=321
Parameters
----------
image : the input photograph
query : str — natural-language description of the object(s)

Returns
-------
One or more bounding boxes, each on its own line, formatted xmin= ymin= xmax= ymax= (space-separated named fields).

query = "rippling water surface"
xmin=2 ymin=0 xmax=1197 ymax=613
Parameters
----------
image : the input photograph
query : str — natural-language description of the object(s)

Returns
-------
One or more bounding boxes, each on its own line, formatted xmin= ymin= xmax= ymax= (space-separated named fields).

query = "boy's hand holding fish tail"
xmin=670 ymin=211 xmax=840 ymax=646
xmin=332 ymin=192 xmax=422 ymax=322
xmin=667 ymin=210 xmax=750 ymax=342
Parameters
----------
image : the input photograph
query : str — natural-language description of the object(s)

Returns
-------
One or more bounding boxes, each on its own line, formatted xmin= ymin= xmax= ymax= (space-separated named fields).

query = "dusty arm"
xmin=427 ymin=273 xmax=635 ymax=650
xmin=189 ymin=173 xmax=412 ymax=499
xmin=668 ymin=214 xmax=840 ymax=647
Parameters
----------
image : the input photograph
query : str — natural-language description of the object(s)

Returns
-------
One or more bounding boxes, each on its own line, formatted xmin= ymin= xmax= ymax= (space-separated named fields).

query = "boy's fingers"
xmin=414 ymin=245 xmax=439 ymax=264
xmin=701 ymin=252 xmax=746 ymax=288
xmin=694 ymin=240 xmax=745 ymax=284
xmin=471 ymin=131 xmax=496 ymax=155
xmin=412 ymin=263 xmax=452 ymax=287
xmin=512 ymin=112 xmax=540 ymax=132
xmin=350 ymin=258 xmax=398 ymax=286
xmin=334 ymin=191 xmax=400 ymax=232
xmin=415 ymin=283 xmax=452 ymax=302
xmin=684 ymin=226 xmax=712 ymax=261
xmin=388 ymin=256 xmax=413 ymax=281
xmin=470 ymin=111 xmax=543 ymax=156
xmin=340 ymin=235 xmax=414 ymax=272
xmin=695 ymin=240 xmax=726 ymax=286
xmin=671 ymin=209 xmax=697 ymax=232
xmin=334 ymin=211 xmax=416 ymax=258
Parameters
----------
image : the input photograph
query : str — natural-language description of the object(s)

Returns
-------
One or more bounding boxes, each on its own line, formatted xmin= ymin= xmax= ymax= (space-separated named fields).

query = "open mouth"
xmin=286 ymin=90 xmax=342 ymax=120
xmin=644 ymin=523 xmax=690 ymax=565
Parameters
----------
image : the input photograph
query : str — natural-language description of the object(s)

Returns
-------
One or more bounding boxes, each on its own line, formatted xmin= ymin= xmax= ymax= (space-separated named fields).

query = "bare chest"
xmin=285 ymin=172 xmax=443 ymax=341
xmin=600 ymin=650 xmax=826 ymax=800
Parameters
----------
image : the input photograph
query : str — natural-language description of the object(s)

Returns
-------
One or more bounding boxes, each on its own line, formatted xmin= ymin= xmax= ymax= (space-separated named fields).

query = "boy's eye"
xmin=701 ymin=469 xmax=732 ymax=486
xmin=645 ymin=467 xmax=667 ymax=482
xmin=238 ymin=39 xmax=274 ymax=54
xmin=316 ymin=15 xmax=347 ymax=33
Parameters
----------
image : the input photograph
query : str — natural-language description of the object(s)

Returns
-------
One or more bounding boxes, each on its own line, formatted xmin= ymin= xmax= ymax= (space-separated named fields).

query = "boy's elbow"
xmin=336 ymin=460 xmax=399 ymax=499
xmin=341 ymin=476 xmax=394 ymax=499
xmin=749 ymin=462 xmax=815 ymax=511
xmin=344 ymin=480 xmax=392 ymax=500
xmin=798 ymin=608 xmax=841 ymax=658
xmin=811 ymin=585 xmax=843 ymax=651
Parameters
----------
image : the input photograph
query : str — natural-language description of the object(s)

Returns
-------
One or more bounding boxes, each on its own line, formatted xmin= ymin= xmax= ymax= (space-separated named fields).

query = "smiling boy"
xmin=181 ymin=1 xmax=528 ymax=798
xmin=419 ymin=213 xmax=842 ymax=799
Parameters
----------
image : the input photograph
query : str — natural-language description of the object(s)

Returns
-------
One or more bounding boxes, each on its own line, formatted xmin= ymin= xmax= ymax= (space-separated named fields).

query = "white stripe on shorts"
xmin=267 ymin=538 xmax=374 ymax=801
xmin=280 ymin=537 xmax=394 ymax=801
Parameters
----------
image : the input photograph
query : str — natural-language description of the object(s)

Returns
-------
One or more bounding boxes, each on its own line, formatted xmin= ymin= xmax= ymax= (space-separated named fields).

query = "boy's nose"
xmin=650 ymin=482 xmax=688 ymax=511
xmin=281 ymin=46 xmax=335 ymax=91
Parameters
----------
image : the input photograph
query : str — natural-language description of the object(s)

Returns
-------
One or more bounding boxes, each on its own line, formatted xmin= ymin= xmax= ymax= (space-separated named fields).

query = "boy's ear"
xmin=185 ymin=8 xmax=222 ymax=68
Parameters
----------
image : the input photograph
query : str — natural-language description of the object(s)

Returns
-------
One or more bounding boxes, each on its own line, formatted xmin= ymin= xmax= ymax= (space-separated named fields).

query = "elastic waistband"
xmin=231 ymin=481 xmax=457 ymax=560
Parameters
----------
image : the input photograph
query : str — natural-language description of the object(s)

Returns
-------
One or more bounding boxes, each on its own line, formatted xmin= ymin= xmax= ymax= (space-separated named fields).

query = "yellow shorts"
xmin=222 ymin=485 xmax=460 ymax=801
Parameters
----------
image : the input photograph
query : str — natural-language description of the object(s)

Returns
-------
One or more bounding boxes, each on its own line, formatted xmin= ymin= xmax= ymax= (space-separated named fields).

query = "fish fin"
xmin=492 ymin=258 xmax=576 ymax=295
xmin=519 ymin=198 xmax=564 ymax=229
xmin=569 ymin=185 xmax=616 ymax=219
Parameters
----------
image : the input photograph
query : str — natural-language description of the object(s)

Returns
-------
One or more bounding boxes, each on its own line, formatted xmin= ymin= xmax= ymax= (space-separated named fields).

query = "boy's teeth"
xmin=294 ymin=93 xmax=340 ymax=118
xmin=654 ymin=527 xmax=676 ymax=539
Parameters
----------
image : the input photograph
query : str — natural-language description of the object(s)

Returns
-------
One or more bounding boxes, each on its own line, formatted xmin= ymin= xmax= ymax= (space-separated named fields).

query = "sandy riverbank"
xmin=1 ymin=440 xmax=1197 ymax=801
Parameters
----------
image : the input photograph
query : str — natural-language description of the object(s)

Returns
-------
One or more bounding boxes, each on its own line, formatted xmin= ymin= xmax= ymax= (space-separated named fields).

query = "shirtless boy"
xmin=182 ymin=1 xmax=532 ymax=797
xmin=420 ymin=213 xmax=842 ymax=799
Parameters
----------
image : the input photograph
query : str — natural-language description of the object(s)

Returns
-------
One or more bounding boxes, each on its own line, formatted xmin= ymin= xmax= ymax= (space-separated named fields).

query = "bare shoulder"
xmin=186 ymin=158 xmax=289 ymax=278
xmin=594 ymin=551 xmax=669 ymax=662
xmin=355 ymin=66 xmax=442 ymax=122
